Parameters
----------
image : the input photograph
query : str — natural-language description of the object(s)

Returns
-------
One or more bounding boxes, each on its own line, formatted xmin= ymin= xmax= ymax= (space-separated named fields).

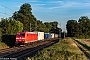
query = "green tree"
xmin=0 ymin=17 xmax=23 ymax=35
xmin=12 ymin=3 xmax=37 ymax=31
xmin=50 ymin=21 xmax=58 ymax=29
xmin=78 ymin=16 xmax=90 ymax=38
xmin=44 ymin=22 xmax=52 ymax=33
xmin=8 ymin=18 xmax=23 ymax=34
xmin=35 ymin=20 xmax=47 ymax=32
xmin=8 ymin=17 xmax=23 ymax=35
xmin=66 ymin=20 xmax=78 ymax=37
xmin=0 ymin=18 xmax=9 ymax=34
xmin=49 ymin=21 xmax=61 ymax=34
xmin=66 ymin=16 xmax=90 ymax=38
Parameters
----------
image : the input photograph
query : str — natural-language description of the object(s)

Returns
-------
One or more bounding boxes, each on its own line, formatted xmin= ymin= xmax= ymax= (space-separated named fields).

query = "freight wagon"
xmin=55 ymin=34 xmax=58 ymax=38
xmin=50 ymin=33 xmax=54 ymax=38
xmin=15 ymin=32 xmax=44 ymax=45
xmin=50 ymin=33 xmax=58 ymax=38
xmin=44 ymin=33 xmax=51 ymax=39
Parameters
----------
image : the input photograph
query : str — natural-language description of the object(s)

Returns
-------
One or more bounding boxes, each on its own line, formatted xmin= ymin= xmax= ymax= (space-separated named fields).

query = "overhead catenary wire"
xmin=0 ymin=11 xmax=12 ymax=20
xmin=0 ymin=12 xmax=11 ymax=16
xmin=0 ymin=4 xmax=14 ymax=18
xmin=0 ymin=4 xmax=14 ymax=12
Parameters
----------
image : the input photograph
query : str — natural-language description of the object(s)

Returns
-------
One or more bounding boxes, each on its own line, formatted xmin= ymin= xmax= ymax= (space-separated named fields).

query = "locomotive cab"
xmin=15 ymin=32 xmax=25 ymax=45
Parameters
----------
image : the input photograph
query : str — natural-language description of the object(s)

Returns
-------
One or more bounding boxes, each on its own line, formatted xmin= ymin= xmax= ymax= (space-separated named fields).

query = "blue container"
xmin=44 ymin=33 xmax=51 ymax=39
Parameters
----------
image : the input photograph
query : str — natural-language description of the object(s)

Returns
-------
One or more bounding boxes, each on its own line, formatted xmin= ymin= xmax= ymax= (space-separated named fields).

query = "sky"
xmin=0 ymin=0 xmax=90 ymax=32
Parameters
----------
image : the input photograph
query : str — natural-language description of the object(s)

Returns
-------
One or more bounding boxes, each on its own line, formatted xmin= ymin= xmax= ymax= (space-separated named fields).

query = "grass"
xmin=26 ymin=37 xmax=87 ymax=60
xmin=0 ymin=42 xmax=9 ymax=49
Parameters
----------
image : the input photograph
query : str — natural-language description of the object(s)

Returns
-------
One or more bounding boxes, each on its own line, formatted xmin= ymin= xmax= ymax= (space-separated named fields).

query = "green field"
xmin=26 ymin=37 xmax=87 ymax=60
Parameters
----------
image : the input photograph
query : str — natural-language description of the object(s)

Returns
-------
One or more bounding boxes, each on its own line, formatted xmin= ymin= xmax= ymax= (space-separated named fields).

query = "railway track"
xmin=0 ymin=38 xmax=59 ymax=60
xmin=0 ymin=38 xmax=52 ymax=55
xmin=73 ymin=39 xmax=90 ymax=60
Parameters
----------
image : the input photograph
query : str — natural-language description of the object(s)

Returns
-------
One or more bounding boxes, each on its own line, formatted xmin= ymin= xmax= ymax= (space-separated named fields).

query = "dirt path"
xmin=81 ymin=40 xmax=90 ymax=46
xmin=73 ymin=39 xmax=90 ymax=60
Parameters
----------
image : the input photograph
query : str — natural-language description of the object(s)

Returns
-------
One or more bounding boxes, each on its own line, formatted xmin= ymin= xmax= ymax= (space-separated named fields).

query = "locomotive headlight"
xmin=16 ymin=38 xmax=19 ymax=39
xmin=22 ymin=38 xmax=25 ymax=39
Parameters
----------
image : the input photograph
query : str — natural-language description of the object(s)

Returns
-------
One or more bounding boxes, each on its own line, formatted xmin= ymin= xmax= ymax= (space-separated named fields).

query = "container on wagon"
xmin=29 ymin=32 xmax=44 ymax=40
xmin=55 ymin=34 xmax=58 ymax=38
xmin=38 ymin=32 xmax=44 ymax=40
xmin=44 ymin=33 xmax=51 ymax=39
xmin=50 ymin=33 xmax=55 ymax=38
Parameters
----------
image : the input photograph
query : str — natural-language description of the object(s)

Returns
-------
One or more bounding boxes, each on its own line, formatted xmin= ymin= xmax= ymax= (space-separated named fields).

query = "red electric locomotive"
xmin=15 ymin=32 xmax=38 ymax=45
xmin=15 ymin=32 xmax=44 ymax=45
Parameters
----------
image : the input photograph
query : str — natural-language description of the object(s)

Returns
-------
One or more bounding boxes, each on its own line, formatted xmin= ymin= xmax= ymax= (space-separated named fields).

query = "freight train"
xmin=15 ymin=32 xmax=59 ymax=45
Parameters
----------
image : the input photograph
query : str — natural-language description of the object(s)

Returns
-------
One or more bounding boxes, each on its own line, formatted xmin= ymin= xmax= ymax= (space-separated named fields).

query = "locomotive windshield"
xmin=16 ymin=33 xmax=25 ymax=36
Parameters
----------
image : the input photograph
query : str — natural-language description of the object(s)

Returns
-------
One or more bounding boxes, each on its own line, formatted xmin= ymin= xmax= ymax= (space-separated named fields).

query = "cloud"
xmin=48 ymin=1 xmax=90 ymax=9
xmin=7 ymin=0 xmax=90 ymax=15
xmin=29 ymin=0 xmax=40 ymax=3
xmin=32 ymin=3 xmax=46 ymax=7
xmin=29 ymin=0 xmax=64 ymax=10
xmin=48 ymin=0 xmax=64 ymax=4
xmin=48 ymin=2 xmax=80 ymax=9
xmin=31 ymin=3 xmax=46 ymax=11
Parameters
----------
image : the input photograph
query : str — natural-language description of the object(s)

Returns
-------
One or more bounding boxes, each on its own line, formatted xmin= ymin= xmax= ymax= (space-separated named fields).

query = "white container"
xmin=38 ymin=32 xmax=44 ymax=40
xmin=50 ymin=33 xmax=55 ymax=38
xmin=55 ymin=34 xmax=58 ymax=38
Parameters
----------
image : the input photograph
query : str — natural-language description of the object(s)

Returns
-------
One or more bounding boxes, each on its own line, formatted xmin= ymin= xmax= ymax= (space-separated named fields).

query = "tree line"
xmin=66 ymin=16 xmax=90 ymax=38
xmin=0 ymin=3 xmax=62 ymax=41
